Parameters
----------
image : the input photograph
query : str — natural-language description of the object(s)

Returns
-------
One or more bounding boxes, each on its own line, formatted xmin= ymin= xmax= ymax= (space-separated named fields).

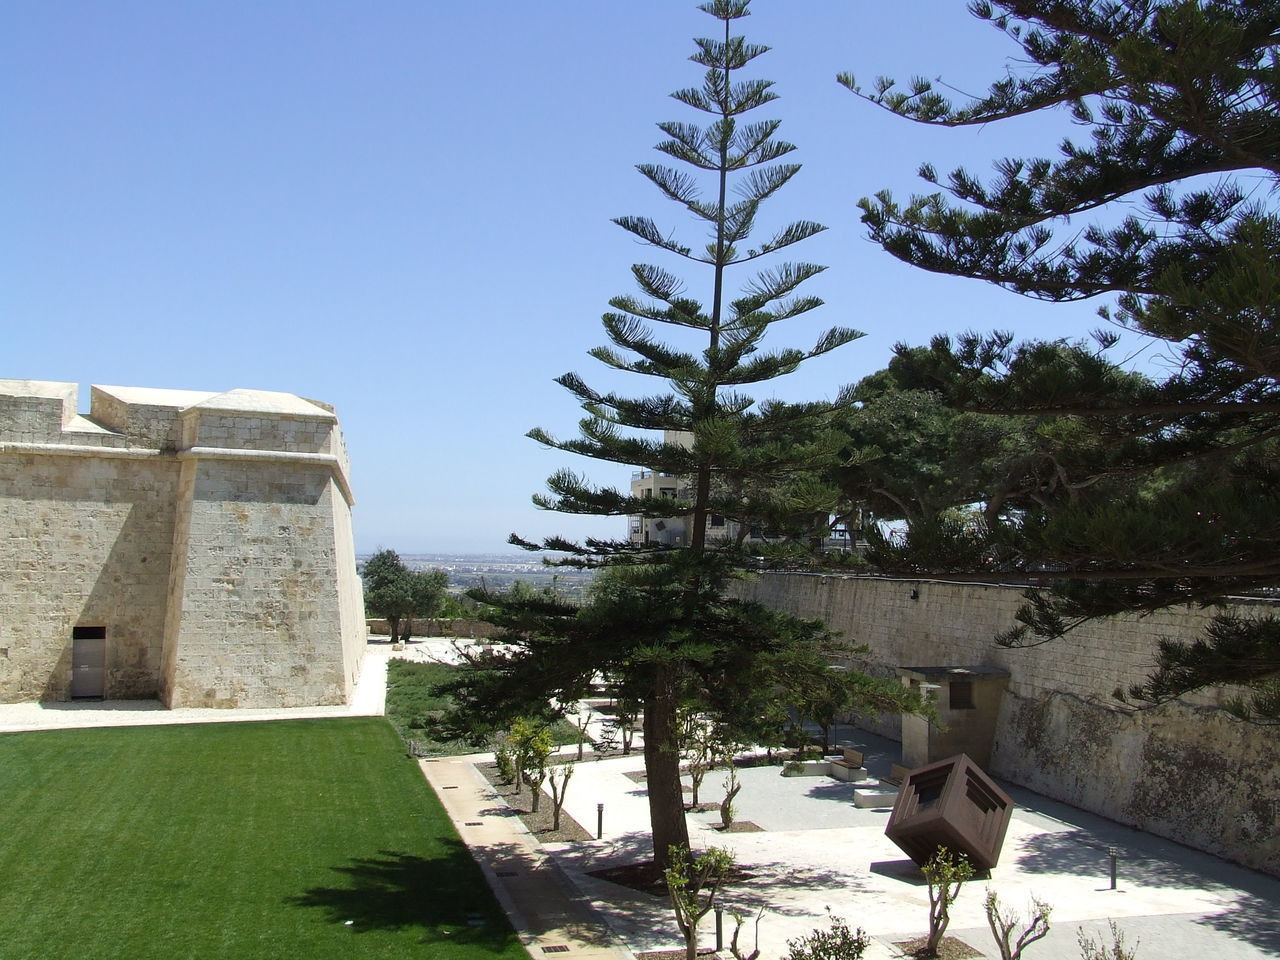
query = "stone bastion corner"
xmin=0 ymin=378 xmax=365 ymax=709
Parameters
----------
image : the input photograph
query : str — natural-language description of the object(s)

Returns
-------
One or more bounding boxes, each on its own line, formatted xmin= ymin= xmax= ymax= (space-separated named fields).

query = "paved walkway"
xmin=0 ymin=642 xmax=393 ymax=733
xmin=541 ymin=731 xmax=1280 ymax=960
xmin=420 ymin=754 xmax=635 ymax=960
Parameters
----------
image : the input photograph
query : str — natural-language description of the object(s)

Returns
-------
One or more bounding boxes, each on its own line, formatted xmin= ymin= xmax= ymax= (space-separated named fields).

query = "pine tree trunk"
xmin=644 ymin=667 xmax=689 ymax=871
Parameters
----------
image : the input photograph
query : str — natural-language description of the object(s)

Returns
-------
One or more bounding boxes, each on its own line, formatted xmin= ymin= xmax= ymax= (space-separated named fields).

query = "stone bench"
xmin=829 ymin=748 xmax=868 ymax=782
xmin=852 ymin=777 xmax=900 ymax=808
xmin=881 ymin=763 xmax=910 ymax=787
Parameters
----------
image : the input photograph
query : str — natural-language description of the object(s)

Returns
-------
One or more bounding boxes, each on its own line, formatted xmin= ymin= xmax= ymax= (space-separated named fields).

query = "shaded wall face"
xmin=330 ymin=479 xmax=365 ymax=700
xmin=736 ymin=573 xmax=1280 ymax=878
xmin=0 ymin=454 xmax=178 ymax=701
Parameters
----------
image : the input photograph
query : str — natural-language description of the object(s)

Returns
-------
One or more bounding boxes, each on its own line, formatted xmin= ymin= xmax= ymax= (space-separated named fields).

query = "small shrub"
xmin=1077 ymin=920 xmax=1138 ymax=960
xmin=493 ymin=737 xmax=516 ymax=785
xmin=785 ymin=910 xmax=869 ymax=960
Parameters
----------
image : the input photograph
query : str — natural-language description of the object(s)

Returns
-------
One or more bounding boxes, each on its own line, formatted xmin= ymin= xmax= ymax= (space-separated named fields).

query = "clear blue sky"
xmin=4 ymin=2 xmax=1112 ymax=554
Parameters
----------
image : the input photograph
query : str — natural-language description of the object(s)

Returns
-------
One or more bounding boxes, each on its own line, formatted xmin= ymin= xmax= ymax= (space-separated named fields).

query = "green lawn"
xmin=0 ymin=717 xmax=524 ymax=960
xmin=385 ymin=659 xmax=579 ymax=756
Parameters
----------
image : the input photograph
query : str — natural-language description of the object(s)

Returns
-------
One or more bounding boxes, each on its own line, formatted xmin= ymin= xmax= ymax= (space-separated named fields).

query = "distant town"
xmin=357 ymin=552 xmax=597 ymax=599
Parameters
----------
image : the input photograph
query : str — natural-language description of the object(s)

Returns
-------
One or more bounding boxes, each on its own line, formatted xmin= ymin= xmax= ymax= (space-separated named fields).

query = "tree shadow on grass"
xmin=287 ymin=845 xmax=516 ymax=950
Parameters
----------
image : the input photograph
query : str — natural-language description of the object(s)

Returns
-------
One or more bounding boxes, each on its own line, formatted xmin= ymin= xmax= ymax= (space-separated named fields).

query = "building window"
xmin=949 ymin=680 xmax=975 ymax=710
xmin=660 ymin=487 xmax=676 ymax=499
xmin=710 ymin=514 xmax=725 ymax=527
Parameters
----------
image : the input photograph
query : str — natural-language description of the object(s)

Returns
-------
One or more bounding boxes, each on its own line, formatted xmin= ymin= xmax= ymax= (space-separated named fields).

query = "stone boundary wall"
xmin=365 ymin=618 xmax=499 ymax=640
xmin=736 ymin=572 xmax=1280 ymax=877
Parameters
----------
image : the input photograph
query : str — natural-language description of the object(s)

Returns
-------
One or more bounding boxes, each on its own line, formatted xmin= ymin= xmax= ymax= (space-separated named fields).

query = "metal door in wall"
xmin=70 ymin=627 xmax=106 ymax=698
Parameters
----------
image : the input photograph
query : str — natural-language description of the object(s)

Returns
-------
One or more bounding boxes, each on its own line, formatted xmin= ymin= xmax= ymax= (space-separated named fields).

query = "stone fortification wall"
xmin=162 ymin=459 xmax=350 ymax=707
xmin=0 ymin=379 xmax=365 ymax=710
xmin=738 ymin=572 xmax=1280 ymax=876
xmin=0 ymin=452 xmax=179 ymax=700
xmin=365 ymin=618 xmax=500 ymax=640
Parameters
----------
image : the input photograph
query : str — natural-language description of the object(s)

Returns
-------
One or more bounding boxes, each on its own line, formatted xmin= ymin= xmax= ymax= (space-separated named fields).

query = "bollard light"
xmin=1108 ymin=846 xmax=1119 ymax=890
xmin=597 ymin=802 xmax=604 ymax=840
xmin=715 ymin=907 xmax=723 ymax=952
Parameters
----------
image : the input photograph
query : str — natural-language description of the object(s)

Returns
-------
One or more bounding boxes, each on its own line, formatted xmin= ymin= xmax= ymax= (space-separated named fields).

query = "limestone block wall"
xmin=331 ymin=476 xmax=367 ymax=698
xmin=738 ymin=572 xmax=1280 ymax=876
xmin=190 ymin=412 xmax=333 ymax=456
xmin=90 ymin=387 xmax=187 ymax=451
xmin=0 ymin=451 xmax=178 ymax=700
xmin=1 ymin=379 xmax=365 ymax=710
xmin=161 ymin=458 xmax=352 ymax=708
xmin=0 ymin=381 xmax=76 ymax=444
xmin=366 ymin=618 xmax=500 ymax=639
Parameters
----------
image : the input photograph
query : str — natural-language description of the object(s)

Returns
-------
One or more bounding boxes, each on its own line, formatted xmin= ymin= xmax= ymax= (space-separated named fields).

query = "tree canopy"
xmin=841 ymin=0 xmax=1280 ymax=720
xmin=435 ymin=0 xmax=921 ymax=869
xmin=362 ymin=549 xmax=448 ymax=644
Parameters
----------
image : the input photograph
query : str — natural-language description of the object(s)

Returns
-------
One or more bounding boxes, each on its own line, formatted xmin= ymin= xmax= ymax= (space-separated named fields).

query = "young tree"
xmin=546 ymin=762 xmax=575 ymax=832
xmin=680 ymin=710 xmax=722 ymax=808
xmin=727 ymin=906 xmax=765 ymax=960
xmin=719 ymin=758 xmax=742 ymax=828
xmin=434 ymin=0 xmax=921 ymax=870
xmin=362 ymin=549 xmax=448 ymax=643
xmin=509 ymin=717 xmax=554 ymax=814
xmin=842 ymin=1 xmax=1280 ymax=719
xmin=920 ymin=846 xmax=975 ymax=958
xmin=985 ymin=889 xmax=1052 ymax=960
xmin=665 ymin=844 xmax=735 ymax=960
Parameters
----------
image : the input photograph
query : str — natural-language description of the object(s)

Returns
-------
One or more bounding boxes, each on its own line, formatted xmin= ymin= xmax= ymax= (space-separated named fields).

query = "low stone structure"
xmin=0 ymin=379 xmax=365 ymax=708
xmin=899 ymin=665 xmax=1010 ymax=769
xmin=737 ymin=572 xmax=1280 ymax=877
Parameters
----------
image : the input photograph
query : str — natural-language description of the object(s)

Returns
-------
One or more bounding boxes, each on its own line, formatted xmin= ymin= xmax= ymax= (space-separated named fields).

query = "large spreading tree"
xmin=435 ymin=0 xmax=920 ymax=868
xmin=840 ymin=0 xmax=1280 ymax=719
xmin=362 ymin=549 xmax=448 ymax=644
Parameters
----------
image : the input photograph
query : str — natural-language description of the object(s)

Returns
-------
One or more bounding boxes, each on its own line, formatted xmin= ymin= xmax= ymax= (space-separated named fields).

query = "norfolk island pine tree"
xmin=432 ymin=0 xmax=922 ymax=870
xmin=839 ymin=0 xmax=1280 ymax=720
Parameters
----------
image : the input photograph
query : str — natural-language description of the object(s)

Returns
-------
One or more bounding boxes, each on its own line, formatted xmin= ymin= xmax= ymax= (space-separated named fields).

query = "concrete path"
xmin=541 ymin=729 xmax=1280 ymax=960
xmin=419 ymin=754 xmax=635 ymax=960
xmin=0 ymin=641 xmax=395 ymax=733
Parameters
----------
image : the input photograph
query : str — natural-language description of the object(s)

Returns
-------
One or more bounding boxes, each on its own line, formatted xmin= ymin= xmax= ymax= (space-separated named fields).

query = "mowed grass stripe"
xmin=0 ymin=717 xmax=521 ymax=960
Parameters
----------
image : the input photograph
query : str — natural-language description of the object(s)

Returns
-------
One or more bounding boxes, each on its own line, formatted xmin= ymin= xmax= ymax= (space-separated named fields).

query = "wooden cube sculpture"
xmin=884 ymin=754 xmax=1013 ymax=872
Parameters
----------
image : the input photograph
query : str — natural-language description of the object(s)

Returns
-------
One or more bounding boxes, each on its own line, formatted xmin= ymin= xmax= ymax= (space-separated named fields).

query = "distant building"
xmin=627 ymin=430 xmax=856 ymax=551
xmin=0 ymin=380 xmax=365 ymax=708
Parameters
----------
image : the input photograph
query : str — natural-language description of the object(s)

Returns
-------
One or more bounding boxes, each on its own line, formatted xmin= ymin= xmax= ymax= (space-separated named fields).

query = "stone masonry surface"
xmin=736 ymin=572 xmax=1280 ymax=877
xmin=0 ymin=379 xmax=365 ymax=709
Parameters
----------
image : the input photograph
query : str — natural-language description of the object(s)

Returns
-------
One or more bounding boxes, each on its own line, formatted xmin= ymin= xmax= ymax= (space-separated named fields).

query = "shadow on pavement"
xmin=1013 ymin=829 xmax=1221 ymax=890
xmin=1197 ymin=890 xmax=1280 ymax=954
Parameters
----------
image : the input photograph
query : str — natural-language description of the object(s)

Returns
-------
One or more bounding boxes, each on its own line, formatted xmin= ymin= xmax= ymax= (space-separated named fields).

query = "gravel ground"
xmin=473 ymin=761 xmax=593 ymax=843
